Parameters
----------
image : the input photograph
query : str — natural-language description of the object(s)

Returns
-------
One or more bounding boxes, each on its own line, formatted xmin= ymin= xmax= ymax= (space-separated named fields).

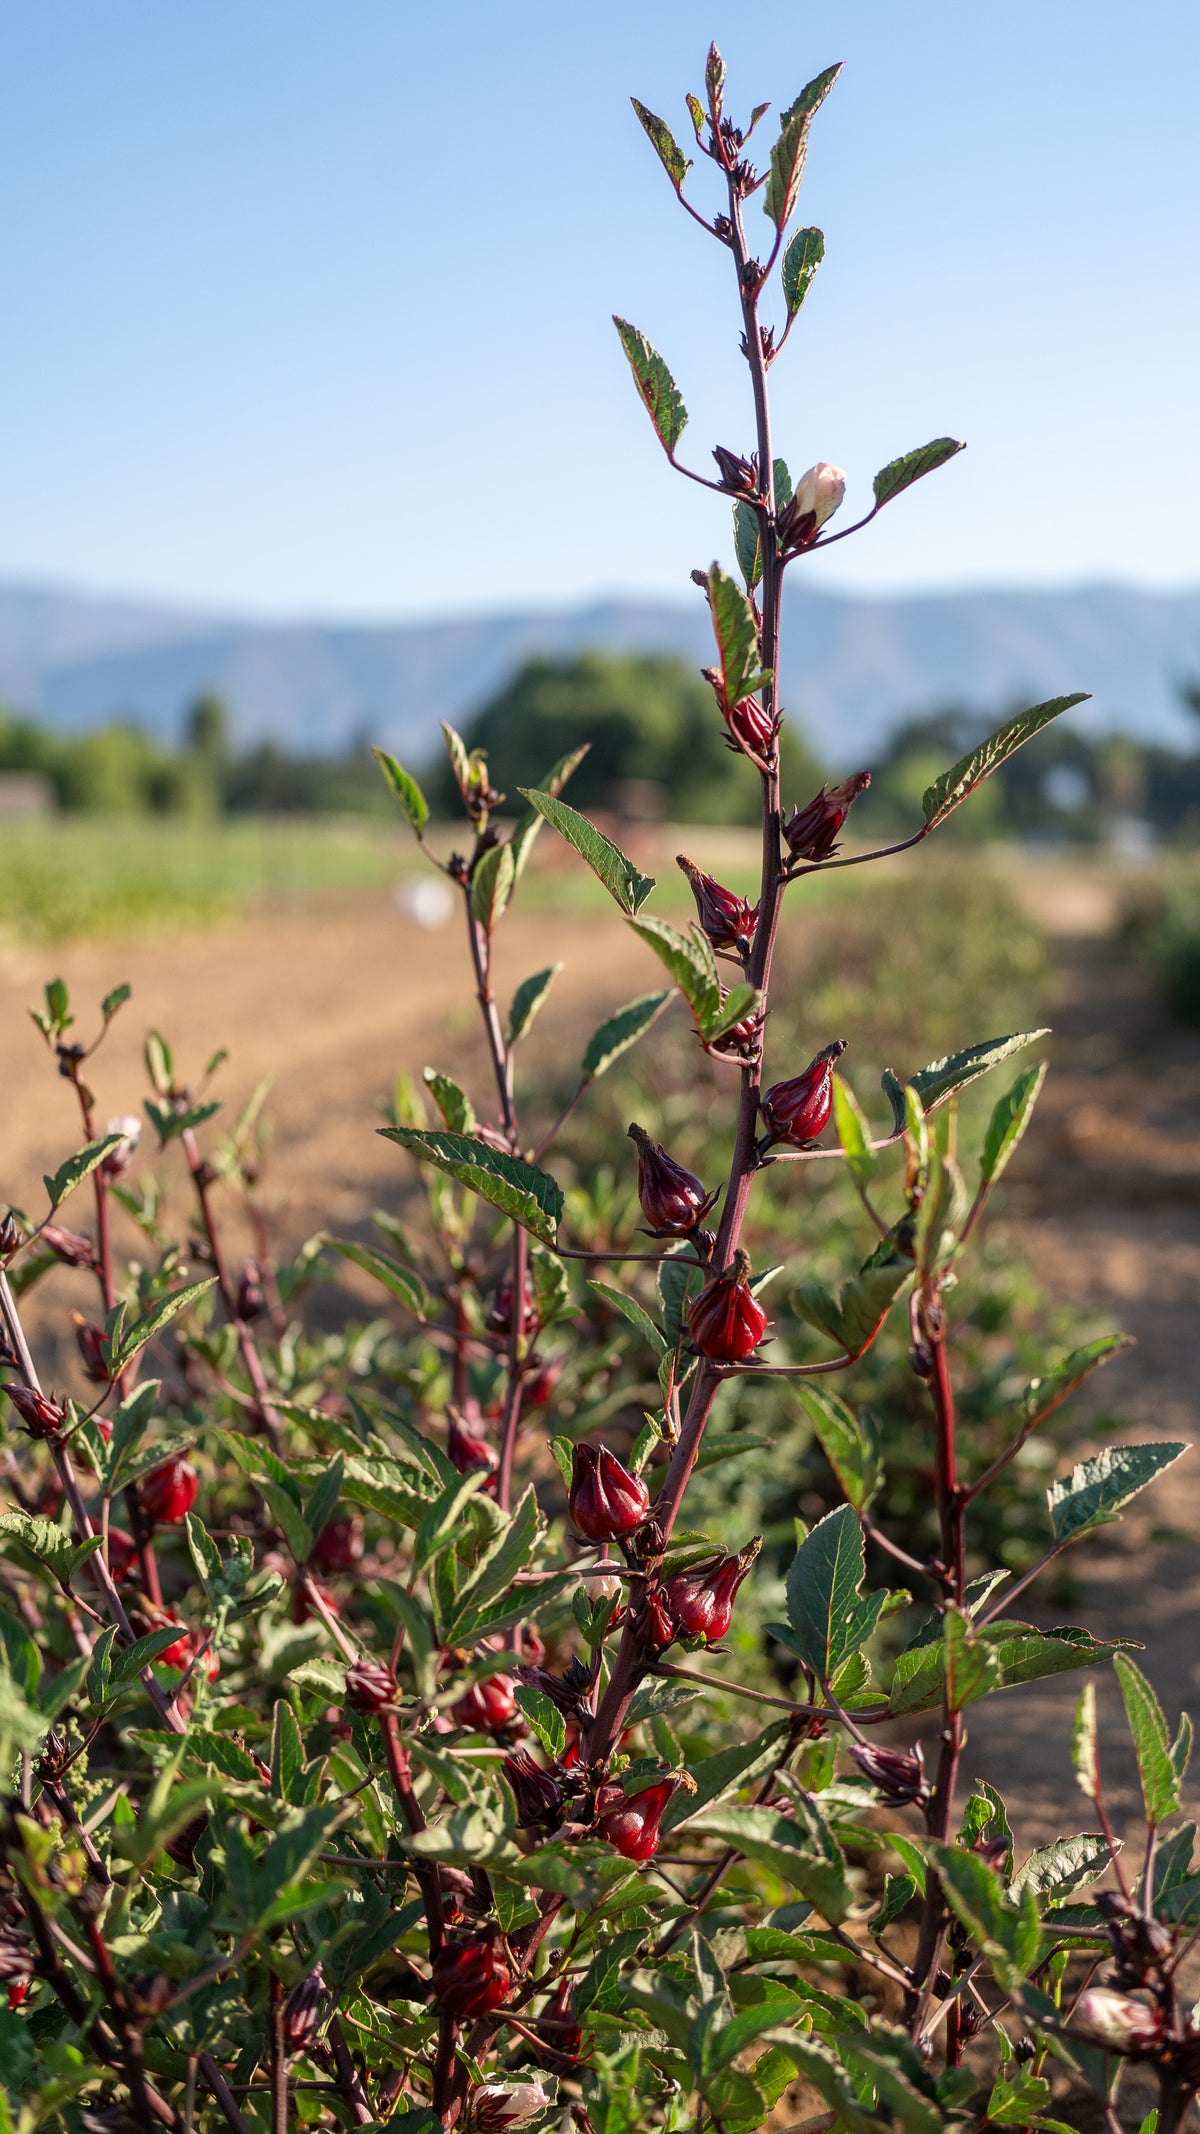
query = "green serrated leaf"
xmin=1113 ymin=1653 xmax=1180 ymax=1827
xmin=794 ymin=1383 xmax=882 ymax=1514
xmin=733 ymin=459 xmax=789 ymax=591
xmin=781 ymin=225 xmax=824 ymax=314
xmin=590 ymin=1280 xmax=667 ymax=1360
xmin=470 ymin=840 xmax=515 ymax=931
xmin=0 ymin=1512 xmax=103 ymax=1589
xmin=581 ymin=990 xmax=671 ymax=1081
xmin=380 ymin=1128 xmax=562 ymax=1245
xmin=516 ymin=788 xmax=655 ymax=914
xmin=422 ymin=1069 xmax=476 ymax=1137
xmin=706 ymin=562 xmax=767 ymax=711
xmin=1049 ymin=1442 xmax=1189 ymax=1545
xmin=762 ymin=65 xmax=842 ymax=229
xmin=612 ymin=315 xmax=687 ymax=455
xmin=792 ymin=1262 xmax=908 ymax=1360
xmin=1011 ymin=1832 xmax=1112 ymax=1901
xmin=631 ymin=97 xmax=692 ymax=189
xmin=43 ymin=1135 xmax=123 ymax=1210
xmin=872 ymin=437 xmax=965 ymax=509
xmin=908 ymin=1029 xmax=1048 ymax=1113
xmin=944 ymin=1604 xmax=1002 ymax=1712
xmin=832 ymin=1074 xmax=876 ymax=1188
xmin=322 ymin=1235 xmax=426 ymax=1314
xmin=513 ymin=1683 xmax=567 ymax=1761
xmin=628 ymin=915 xmax=719 ymax=1035
xmin=980 ymin=1060 xmax=1047 ymax=1187
xmin=508 ymin=964 xmax=562 ymax=1046
xmin=1018 ymin=1334 xmax=1134 ymax=1431
xmin=107 ymin=1277 xmax=217 ymax=1372
xmin=922 ymin=697 xmax=1090 ymax=830
xmin=785 ymin=1505 xmax=884 ymax=1681
xmin=372 ymin=748 xmax=429 ymax=835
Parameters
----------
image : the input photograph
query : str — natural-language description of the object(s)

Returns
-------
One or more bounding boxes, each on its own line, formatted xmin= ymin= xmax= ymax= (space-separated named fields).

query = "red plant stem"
xmin=269 ymin=1971 xmax=288 ymax=2134
xmin=197 ymin=2052 xmax=254 ymax=2134
xmin=378 ymin=1710 xmax=446 ymax=1958
xmin=324 ymin=2015 xmax=375 ymax=2126
xmin=181 ymin=1126 xmax=285 ymax=1455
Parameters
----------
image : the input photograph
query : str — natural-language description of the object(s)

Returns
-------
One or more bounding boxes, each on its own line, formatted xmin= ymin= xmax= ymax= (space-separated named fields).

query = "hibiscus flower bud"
xmin=599 ymin=1776 xmax=679 ymax=1862
xmin=487 ymin=1272 xmax=539 ymax=1339
xmin=431 ymin=1933 xmax=512 ymax=2018
xmin=71 ymin=1314 xmax=111 ymax=1385
xmin=676 ymin=855 xmax=758 ymax=958
xmin=1071 ymin=1988 xmax=1163 ymax=2057
xmin=664 ymin=1539 xmax=759 ymax=1644
xmin=283 ymin=1965 xmax=327 ymax=2052
xmin=783 ymin=771 xmax=872 ymax=864
xmin=310 ymin=1515 xmax=364 ymax=1575
xmin=344 ymin=1657 xmax=398 ymax=1713
xmin=568 ymin=1444 xmax=650 ymax=1543
xmin=687 ymin=1250 xmax=767 ymax=1363
xmin=140 ymin=1456 xmax=199 ymax=1528
xmin=516 ymin=1659 xmax=592 ymax=1718
xmin=502 ymin=1749 xmax=565 ymax=1829
xmin=627 ymin=1123 xmax=717 ymax=1238
xmin=40 ymin=1225 xmax=95 ymax=1269
xmin=760 ymin=1041 xmax=848 ymax=1149
xmin=711 ymin=445 xmax=759 ymax=496
xmin=446 ymin=1404 xmax=498 ymax=1478
xmin=236 ymin=1261 xmax=265 ymax=1322
xmin=472 ymin=2084 xmax=552 ymax=2132
xmin=0 ymin=1211 xmax=24 ymax=1261
xmin=538 ymin=1975 xmax=582 ymax=2061
xmin=453 ymin=1673 xmax=518 ymax=1732
xmin=634 ymin=1581 xmax=679 ymax=1653
xmin=720 ymin=690 xmax=776 ymax=763
xmin=4 ymin=1385 xmax=67 ymax=1440
xmin=102 ymin=1114 xmax=142 ymax=1178
xmin=777 ymin=461 xmax=846 ymax=552
xmin=849 ymin=1739 xmax=928 ymax=1806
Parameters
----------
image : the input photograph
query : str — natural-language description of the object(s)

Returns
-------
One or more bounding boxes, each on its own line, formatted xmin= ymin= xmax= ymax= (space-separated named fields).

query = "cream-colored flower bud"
xmin=473 ymin=2082 xmax=551 ymax=2130
xmin=1072 ymin=1988 xmax=1161 ymax=2056
xmin=792 ymin=460 xmax=846 ymax=530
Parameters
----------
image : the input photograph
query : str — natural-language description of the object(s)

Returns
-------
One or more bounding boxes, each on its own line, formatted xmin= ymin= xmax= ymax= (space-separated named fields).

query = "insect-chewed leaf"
xmin=379 ymin=1128 xmax=563 ymax=1245
xmin=872 ymin=437 xmax=965 ymax=509
xmin=706 ymin=562 xmax=768 ymax=709
xmin=508 ymin=964 xmax=563 ymax=1046
xmin=516 ymin=788 xmax=655 ymax=914
xmin=762 ymin=64 xmax=842 ymax=229
xmin=922 ymin=696 xmax=1090 ymax=831
xmin=372 ymin=748 xmax=429 ymax=835
xmin=581 ymin=990 xmax=670 ymax=1081
xmin=1048 ymin=1442 xmax=1189 ymax=1545
xmin=630 ymin=98 xmax=692 ymax=189
xmin=612 ymin=316 xmax=687 ymax=455
xmin=781 ymin=226 xmax=824 ymax=314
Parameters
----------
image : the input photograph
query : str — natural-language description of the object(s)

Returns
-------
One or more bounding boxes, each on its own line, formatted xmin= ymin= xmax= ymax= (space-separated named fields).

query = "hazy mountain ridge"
xmin=0 ymin=578 xmax=1197 ymax=767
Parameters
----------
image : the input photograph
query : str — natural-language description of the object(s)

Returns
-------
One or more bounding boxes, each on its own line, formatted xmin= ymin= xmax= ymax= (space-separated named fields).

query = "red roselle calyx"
xmin=139 ymin=1455 xmax=199 ymax=1527
xmin=568 ymin=1444 xmax=650 ymax=1543
xmin=447 ymin=1403 xmax=498 ymax=1478
xmin=687 ymin=1250 xmax=767 ymax=1363
xmin=676 ymin=854 xmax=758 ymax=959
xmin=664 ymin=1539 xmax=759 ymax=1644
xmin=71 ymin=1314 xmax=111 ymax=1385
xmin=627 ymin=1123 xmax=717 ymax=1238
xmin=0 ymin=1210 xmax=25 ymax=1260
xmin=3 ymin=1384 xmax=67 ymax=1439
xmin=487 ymin=1271 xmax=539 ymax=1339
xmin=502 ymin=1748 xmax=565 ymax=1828
xmin=431 ymin=1933 xmax=512 ymax=2018
xmin=706 ymin=983 xmax=766 ymax=1063
xmin=849 ymin=1740 xmax=928 ymax=1806
xmin=784 ymin=771 xmax=871 ymax=864
xmin=598 ymin=1776 xmax=681 ymax=1862
xmin=720 ymin=690 xmax=776 ymax=763
xmin=282 ymin=1965 xmax=327 ymax=2052
xmin=472 ymin=2084 xmax=552 ymax=2132
xmin=41 ymin=1225 xmax=96 ymax=1268
xmin=776 ymin=460 xmax=846 ymax=554
xmin=634 ymin=1581 xmax=678 ymax=1653
xmin=453 ymin=1672 xmax=518 ymax=1732
xmin=344 ymin=1657 xmax=398 ymax=1713
xmin=310 ymin=1515 xmax=364 ymax=1575
xmin=760 ymin=1040 xmax=848 ymax=1149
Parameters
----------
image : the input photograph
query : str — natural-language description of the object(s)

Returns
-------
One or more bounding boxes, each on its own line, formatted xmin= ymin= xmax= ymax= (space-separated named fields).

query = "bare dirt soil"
xmin=2 ymin=860 xmax=1197 ymax=1856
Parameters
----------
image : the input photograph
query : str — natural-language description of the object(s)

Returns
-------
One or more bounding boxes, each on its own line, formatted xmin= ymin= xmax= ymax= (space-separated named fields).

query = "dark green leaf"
xmin=792 ymin=1262 xmax=908 ymax=1359
xmin=628 ymin=915 xmax=719 ymax=1033
xmin=470 ymin=840 xmax=515 ymax=931
xmin=908 ymin=1029 xmax=1048 ymax=1114
xmin=590 ymin=1280 xmax=667 ymax=1360
xmin=322 ymin=1235 xmax=426 ymax=1314
xmin=944 ymin=1605 xmax=1002 ymax=1712
xmin=662 ymin=1724 xmax=789 ymax=1833
xmin=832 ymin=1074 xmax=876 ymax=1187
xmin=733 ymin=459 xmax=790 ymax=591
xmin=981 ymin=1060 xmax=1047 ymax=1186
xmin=516 ymin=788 xmax=655 ymax=915
xmin=1049 ymin=1442 xmax=1189 ymax=1545
xmin=508 ymin=964 xmax=562 ymax=1046
xmin=0 ymin=1512 xmax=103 ymax=1589
xmin=922 ymin=696 xmax=1090 ymax=830
xmin=106 ymin=1277 xmax=217 ymax=1372
xmin=304 ymin=1454 xmax=345 ymax=1544
xmin=422 ymin=1069 xmax=476 ymax=1137
xmin=631 ymin=98 xmax=692 ymax=189
xmin=781 ymin=226 xmax=824 ymax=314
xmin=379 ymin=1128 xmax=563 ymax=1245
xmin=372 ymin=748 xmax=429 ymax=835
xmin=1018 ymin=1334 xmax=1134 ymax=1431
xmin=785 ymin=1505 xmax=884 ymax=1681
xmin=704 ymin=982 xmax=762 ymax=1046
xmin=890 ymin=1621 xmax=1135 ymax=1717
xmin=927 ymin=1842 xmax=1040 ymax=1993
xmin=447 ymin=1485 xmax=541 ymax=1638
xmin=612 ymin=316 xmax=687 ymax=455
xmin=1113 ymin=1653 xmax=1180 ymax=1827
xmin=108 ymin=1626 xmax=190 ymax=1693
xmin=762 ymin=65 xmax=842 ymax=229
xmin=794 ymin=1383 xmax=881 ymax=1513
xmin=872 ymin=437 xmax=965 ymax=509
xmin=43 ymin=1135 xmax=123 ymax=1210
xmin=1011 ymin=1833 xmax=1111 ymax=1901
xmin=513 ymin=1683 xmax=566 ymax=1761
xmin=706 ymin=563 xmax=768 ymax=710
xmin=690 ymin=1803 xmax=849 ymax=1923
xmin=581 ymin=990 xmax=670 ymax=1081
xmin=101 ymin=983 xmax=131 ymax=1022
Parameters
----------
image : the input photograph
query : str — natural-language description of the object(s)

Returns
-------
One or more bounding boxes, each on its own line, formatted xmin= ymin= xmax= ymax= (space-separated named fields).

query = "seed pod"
xmin=502 ymin=1749 xmax=565 ymax=1829
xmin=784 ymin=772 xmax=872 ymax=864
xmin=3 ymin=1385 xmax=67 ymax=1440
xmin=760 ymin=1041 xmax=848 ymax=1148
xmin=664 ymin=1540 xmax=759 ymax=1644
xmin=687 ymin=1250 xmax=767 ymax=1363
xmin=283 ymin=1965 xmax=327 ymax=2052
xmin=568 ymin=1444 xmax=650 ymax=1543
xmin=628 ymin=1123 xmax=717 ymax=1238
xmin=140 ymin=1456 xmax=199 ymax=1527
xmin=310 ymin=1516 xmax=364 ymax=1575
xmin=599 ymin=1777 xmax=678 ymax=1862
xmin=1071 ymin=1988 xmax=1163 ymax=2057
xmin=676 ymin=855 xmax=758 ymax=958
xmin=849 ymin=1740 xmax=928 ymax=1806
xmin=431 ymin=1933 xmax=511 ymax=2018
xmin=344 ymin=1657 xmax=398 ymax=1713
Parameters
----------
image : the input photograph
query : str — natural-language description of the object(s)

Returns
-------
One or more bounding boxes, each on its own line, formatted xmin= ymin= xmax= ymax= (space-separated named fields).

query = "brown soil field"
xmin=2 ymin=855 xmax=1197 ymax=1863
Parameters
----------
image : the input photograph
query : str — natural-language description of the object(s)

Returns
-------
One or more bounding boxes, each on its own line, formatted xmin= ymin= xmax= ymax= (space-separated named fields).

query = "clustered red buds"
xmin=676 ymin=854 xmax=758 ymax=959
xmin=627 ymin=1123 xmax=717 ymax=1239
xmin=3 ymin=1384 xmax=67 ymax=1440
xmin=71 ymin=1314 xmax=111 ymax=1385
xmin=849 ymin=1740 xmax=929 ymax=1806
xmin=664 ymin=1539 xmax=759 ymax=1644
xmin=776 ymin=460 xmax=846 ymax=554
xmin=598 ymin=1776 xmax=679 ymax=1862
xmin=431 ymin=1932 xmax=512 ymax=2018
xmin=140 ymin=1455 xmax=199 ymax=1528
xmin=344 ymin=1657 xmax=398 ymax=1713
xmin=502 ymin=1748 xmax=565 ymax=1829
xmin=568 ymin=1444 xmax=649 ymax=1543
xmin=760 ymin=1041 xmax=848 ymax=1149
xmin=453 ymin=1673 xmax=518 ymax=1732
xmin=784 ymin=771 xmax=871 ymax=864
xmin=447 ymin=1404 xmax=498 ymax=1478
xmin=310 ymin=1515 xmax=364 ymax=1575
xmin=687 ymin=1250 xmax=767 ymax=1363
xmin=1070 ymin=1988 xmax=1164 ymax=2057
xmin=471 ymin=2083 xmax=552 ymax=2132
xmin=283 ymin=1965 xmax=327 ymax=2052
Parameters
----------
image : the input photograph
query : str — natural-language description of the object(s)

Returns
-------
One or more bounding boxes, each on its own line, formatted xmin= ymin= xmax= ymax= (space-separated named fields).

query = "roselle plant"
xmin=0 ymin=42 xmax=1196 ymax=2134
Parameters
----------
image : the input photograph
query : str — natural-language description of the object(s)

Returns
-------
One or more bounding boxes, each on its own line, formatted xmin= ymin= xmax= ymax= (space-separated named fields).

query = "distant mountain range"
xmin=1 ymin=578 xmax=1197 ymax=768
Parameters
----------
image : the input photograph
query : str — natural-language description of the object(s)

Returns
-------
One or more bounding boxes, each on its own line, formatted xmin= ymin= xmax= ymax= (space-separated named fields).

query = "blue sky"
xmin=1 ymin=1 xmax=1196 ymax=619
